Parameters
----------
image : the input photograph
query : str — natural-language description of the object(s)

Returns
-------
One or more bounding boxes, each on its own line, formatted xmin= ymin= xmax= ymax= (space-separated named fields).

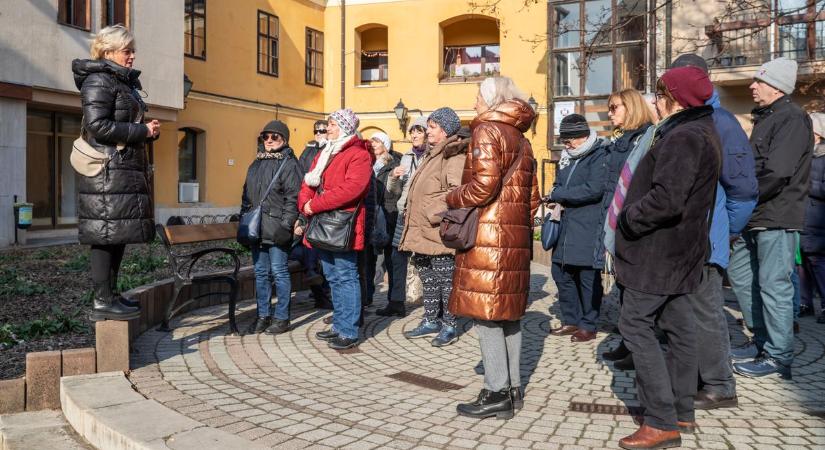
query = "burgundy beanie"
xmin=660 ymin=66 xmax=713 ymax=108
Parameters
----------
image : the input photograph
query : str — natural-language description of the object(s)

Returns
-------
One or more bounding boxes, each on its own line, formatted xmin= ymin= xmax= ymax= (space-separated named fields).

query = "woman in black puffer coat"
xmin=72 ymin=25 xmax=160 ymax=321
xmin=240 ymin=120 xmax=303 ymax=335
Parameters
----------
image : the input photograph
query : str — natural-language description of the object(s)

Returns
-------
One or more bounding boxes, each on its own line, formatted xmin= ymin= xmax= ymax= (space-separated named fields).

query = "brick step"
xmin=60 ymin=372 xmax=269 ymax=450
xmin=0 ymin=410 xmax=93 ymax=450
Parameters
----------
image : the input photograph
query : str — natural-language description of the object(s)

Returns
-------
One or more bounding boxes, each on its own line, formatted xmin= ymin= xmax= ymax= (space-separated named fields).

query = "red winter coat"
xmin=298 ymin=136 xmax=372 ymax=251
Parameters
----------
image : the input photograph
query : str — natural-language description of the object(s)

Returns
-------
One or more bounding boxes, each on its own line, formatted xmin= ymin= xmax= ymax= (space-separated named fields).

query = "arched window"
xmin=357 ymin=25 xmax=389 ymax=85
xmin=440 ymin=16 xmax=500 ymax=82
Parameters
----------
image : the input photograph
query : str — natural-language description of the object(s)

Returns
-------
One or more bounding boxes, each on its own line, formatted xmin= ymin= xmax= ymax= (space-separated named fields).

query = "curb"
xmin=60 ymin=372 xmax=268 ymax=450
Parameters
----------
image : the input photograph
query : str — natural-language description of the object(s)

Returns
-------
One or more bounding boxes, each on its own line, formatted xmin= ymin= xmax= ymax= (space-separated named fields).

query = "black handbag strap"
xmin=256 ymin=159 xmax=289 ymax=208
xmin=563 ymin=159 xmax=580 ymax=187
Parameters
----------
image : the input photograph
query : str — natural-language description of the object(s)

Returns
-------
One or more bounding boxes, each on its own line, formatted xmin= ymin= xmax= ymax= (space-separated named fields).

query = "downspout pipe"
xmin=341 ymin=0 xmax=346 ymax=109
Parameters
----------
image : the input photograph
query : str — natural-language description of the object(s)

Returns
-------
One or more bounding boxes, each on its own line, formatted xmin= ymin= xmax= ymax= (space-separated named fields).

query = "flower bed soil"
xmin=0 ymin=240 xmax=251 ymax=379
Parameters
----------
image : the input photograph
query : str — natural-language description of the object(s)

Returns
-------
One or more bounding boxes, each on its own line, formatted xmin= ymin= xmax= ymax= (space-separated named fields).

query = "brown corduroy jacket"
xmin=397 ymin=135 xmax=468 ymax=255
xmin=446 ymin=99 xmax=540 ymax=321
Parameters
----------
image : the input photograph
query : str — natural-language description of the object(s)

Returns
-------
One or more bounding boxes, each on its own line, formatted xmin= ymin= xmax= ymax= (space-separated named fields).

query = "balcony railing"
xmin=706 ymin=9 xmax=825 ymax=68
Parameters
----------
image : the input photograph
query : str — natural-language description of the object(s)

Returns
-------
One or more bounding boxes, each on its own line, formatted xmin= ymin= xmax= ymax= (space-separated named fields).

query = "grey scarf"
xmin=559 ymin=130 xmax=599 ymax=169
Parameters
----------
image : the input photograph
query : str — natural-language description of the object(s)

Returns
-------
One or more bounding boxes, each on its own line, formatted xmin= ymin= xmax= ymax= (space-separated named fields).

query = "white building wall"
xmin=0 ymin=0 xmax=184 ymax=110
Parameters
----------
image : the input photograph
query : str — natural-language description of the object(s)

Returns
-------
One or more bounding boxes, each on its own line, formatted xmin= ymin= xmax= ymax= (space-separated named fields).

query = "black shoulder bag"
xmin=305 ymin=165 xmax=363 ymax=252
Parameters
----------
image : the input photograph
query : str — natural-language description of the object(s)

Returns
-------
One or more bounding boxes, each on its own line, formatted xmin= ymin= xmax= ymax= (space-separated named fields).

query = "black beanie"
xmin=261 ymin=120 xmax=290 ymax=143
xmin=559 ymin=114 xmax=590 ymax=139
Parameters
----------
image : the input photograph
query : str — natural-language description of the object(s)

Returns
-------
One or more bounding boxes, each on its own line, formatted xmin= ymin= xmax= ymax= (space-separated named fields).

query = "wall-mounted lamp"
xmin=527 ymin=95 xmax=539 ymax=134
xmin=183 ymin=74 xmax=194 ymax=100
xmin=394 ymin=98 xmax=409 ymax=136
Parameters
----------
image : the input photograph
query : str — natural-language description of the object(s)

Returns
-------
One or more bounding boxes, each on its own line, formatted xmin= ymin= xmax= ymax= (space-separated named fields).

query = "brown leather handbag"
xmin=438 ymin=140 xmax=526 ymax=251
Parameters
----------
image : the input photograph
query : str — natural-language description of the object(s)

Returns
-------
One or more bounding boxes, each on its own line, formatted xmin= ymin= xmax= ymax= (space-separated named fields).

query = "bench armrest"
xmin=186 ymin=248 xmax=240 ymax=280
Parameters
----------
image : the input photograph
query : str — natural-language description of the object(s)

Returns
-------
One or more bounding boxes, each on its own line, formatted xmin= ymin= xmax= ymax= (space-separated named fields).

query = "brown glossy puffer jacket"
xmin=446 ymin=99 xmax=540 ymax=321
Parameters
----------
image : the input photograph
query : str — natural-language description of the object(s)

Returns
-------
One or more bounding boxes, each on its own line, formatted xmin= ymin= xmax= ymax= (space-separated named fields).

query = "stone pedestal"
xmin=95 ymin=321 xmax=130 ymax=373
xmin=25 ymin=351 xmax=61 ymax=410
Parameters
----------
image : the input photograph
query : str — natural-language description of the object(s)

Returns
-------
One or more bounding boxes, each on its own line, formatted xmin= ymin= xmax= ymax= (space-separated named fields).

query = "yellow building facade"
xmin=153 ymin=0 xmax=550 ymax=220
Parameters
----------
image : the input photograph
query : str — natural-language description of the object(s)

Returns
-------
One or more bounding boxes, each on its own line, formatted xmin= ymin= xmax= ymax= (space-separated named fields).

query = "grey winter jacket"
xmin=72 ymin=59 xmax=155 ymax=246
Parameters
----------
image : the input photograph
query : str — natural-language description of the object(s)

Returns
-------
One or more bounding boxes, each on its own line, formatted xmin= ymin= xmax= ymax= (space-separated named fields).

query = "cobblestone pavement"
xmin=129 ymin=263 xmax=825 ymax=449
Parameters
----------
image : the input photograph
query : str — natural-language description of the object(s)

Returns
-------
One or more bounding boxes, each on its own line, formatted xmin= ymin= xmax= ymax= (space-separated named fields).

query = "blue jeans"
xmin=317 ymin=249 xmax=361 ymax=339
xmin=252 ymin=244 xmax=292 ymax=321
xmin=792 ymin=268 xmax=801 ymax=319
xmin=728 ymin=229 xmax=796 ymax=364
xmin=799 ymin=253 xmax=825 ymax=310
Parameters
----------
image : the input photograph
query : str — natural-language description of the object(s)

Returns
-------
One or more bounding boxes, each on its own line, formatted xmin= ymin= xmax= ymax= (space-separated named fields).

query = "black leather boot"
xmin=602 ymin=340 xmax=630 ymax=361
xmin=456 ymin=389 xmax=514 ymax=420
xmin=376 ymin=301 xmax=406 ymax=317
xmin=510 ymin=386 xmax=524 ymax=410
xmin=614 ymin=353 xmax=635 ymax=371
xmin=89 ymin=283 xmax=140 ymax=321
xmin=111 ymin=270 xmax=140 ymax=308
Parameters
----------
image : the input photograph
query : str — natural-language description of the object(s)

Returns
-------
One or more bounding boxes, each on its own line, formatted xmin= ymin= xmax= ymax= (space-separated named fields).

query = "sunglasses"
xmin=608 ymin=104 xmax=622 ymax=113
xmin=314 ymin=129 xmax=327 ymax=134
xmin=260 ymin=132 xmax=283 ymax=141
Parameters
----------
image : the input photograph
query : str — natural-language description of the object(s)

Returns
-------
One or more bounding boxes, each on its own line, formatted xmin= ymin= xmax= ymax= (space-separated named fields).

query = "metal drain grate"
xmin=387 ymin=371 xmax=464 ymax=391
xmin=569 ymin=401 xmax=644 ymax=416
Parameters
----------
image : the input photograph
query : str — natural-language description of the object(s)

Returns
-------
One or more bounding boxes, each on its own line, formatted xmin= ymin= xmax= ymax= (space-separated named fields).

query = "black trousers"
xmin=388 ymin=247 xmax=409 ymax=303
xmin=687 ymin=265 xmax=736 ymax=397
xmin=90 ymin=244 xmax=126 ymax=293
xmin=619 ymin=287 xmax=697 ymax=431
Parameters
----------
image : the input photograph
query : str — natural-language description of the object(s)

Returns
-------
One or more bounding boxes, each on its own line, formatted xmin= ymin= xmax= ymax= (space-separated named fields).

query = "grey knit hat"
xmin=811 ymin=113 xmax=825 ymax=138
xmin=428 ymin=107 xmax=461 ymax=137
xmin=754 ymin=57 xmax=797 ymax=95
xmin=559 ymin=114 xmax=590 ymax=139
xmin=408 ymin=115 xmax=428 ymax=133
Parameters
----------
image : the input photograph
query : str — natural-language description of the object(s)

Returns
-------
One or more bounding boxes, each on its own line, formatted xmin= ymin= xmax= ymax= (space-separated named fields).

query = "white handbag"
xmin=70 ymin=129 xmax=124 ymax=177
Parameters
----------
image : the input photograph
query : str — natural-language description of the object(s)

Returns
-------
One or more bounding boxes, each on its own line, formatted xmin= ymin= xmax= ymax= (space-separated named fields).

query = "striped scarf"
xmin=603 ymin=124 xmax=658 ymax=255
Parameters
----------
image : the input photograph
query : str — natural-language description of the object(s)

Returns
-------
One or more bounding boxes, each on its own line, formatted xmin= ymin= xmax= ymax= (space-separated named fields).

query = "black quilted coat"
xmin=72 ymin=59 xmax=154 ymax=245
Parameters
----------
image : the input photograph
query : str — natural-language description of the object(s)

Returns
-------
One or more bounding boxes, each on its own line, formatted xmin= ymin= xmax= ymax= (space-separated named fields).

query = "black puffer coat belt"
xmin=72 ymin=59 xmax=155 ymax=246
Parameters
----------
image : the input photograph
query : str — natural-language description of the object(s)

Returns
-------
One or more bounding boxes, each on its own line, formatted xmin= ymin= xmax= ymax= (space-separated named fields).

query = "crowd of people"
xmin=76 ymin=24 xmax=823 ymax=450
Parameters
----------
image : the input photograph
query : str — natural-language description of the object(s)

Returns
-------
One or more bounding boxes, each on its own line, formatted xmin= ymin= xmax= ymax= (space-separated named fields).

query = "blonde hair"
xmin=90 ymin=25 xmax=135 ymax=60
xmin=608 ymin=89 xmax=656 ymax=131
xmin=479 ymin=76 xmax=528 ymax=108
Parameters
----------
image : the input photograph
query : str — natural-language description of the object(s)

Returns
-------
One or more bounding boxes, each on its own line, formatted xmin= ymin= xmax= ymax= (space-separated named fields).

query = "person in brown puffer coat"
xmin=448 ymin=77 xmax=540 ymax=420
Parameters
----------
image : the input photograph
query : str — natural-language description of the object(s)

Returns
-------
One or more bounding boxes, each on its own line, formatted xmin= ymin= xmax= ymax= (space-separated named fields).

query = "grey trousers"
xmin=476 ymin=320 xmax=522 ymax=392
xmin=686 ymin=265 xmax=736 ymax=397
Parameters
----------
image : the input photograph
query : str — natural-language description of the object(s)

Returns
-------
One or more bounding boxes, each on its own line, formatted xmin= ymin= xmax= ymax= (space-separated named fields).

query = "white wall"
xmin=0 ymin=0 xmax=184 ymax=110
xmin=0 ymin=98 xmax=27 ymax=247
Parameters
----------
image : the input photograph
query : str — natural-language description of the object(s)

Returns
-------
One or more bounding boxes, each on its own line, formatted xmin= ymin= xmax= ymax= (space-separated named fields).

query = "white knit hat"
xmin=370 ymin=131 xmax=392 ymax=150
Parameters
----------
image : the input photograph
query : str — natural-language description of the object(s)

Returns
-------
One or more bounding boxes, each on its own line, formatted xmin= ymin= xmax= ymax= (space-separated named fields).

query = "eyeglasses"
xmin=260 ymin=133 xmax=283 ymax=142
xmin=560 ymin=139 xmax=572 ymax=146
xmin=314 ymin=129 xmax=327 ymax=135
xmin=608 ymin=104 xmax=623 ymax=113
xmin=654 ymin=92 xmax=668 ymax=101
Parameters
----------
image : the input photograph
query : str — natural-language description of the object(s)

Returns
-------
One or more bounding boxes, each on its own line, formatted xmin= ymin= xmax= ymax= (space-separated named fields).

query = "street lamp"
xmin=394 ymin=98 xmax=409 ymax=136
xmin=527 ymin=95 xmax=539 ymax=134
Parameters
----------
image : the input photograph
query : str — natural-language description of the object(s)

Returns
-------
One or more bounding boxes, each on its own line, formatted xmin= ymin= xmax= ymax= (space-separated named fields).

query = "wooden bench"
xmin=155 ymin=222 xmax=311 ymax=335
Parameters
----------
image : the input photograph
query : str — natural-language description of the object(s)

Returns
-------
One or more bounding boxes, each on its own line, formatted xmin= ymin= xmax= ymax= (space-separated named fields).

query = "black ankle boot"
xmin=510 ymin=386 xmax=524 ymax=410
xmin=614 ymin=353 xmax=635 ymax=371
xmin=456 ymin=389 xmax=514 ymax=420
xmin=376 ymin=301 xmax=406 ymax=317
xmin=602 ymin=340 xmax=630 ymax=361
xmin=89 ymin=283 xmax=140 ymax=321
